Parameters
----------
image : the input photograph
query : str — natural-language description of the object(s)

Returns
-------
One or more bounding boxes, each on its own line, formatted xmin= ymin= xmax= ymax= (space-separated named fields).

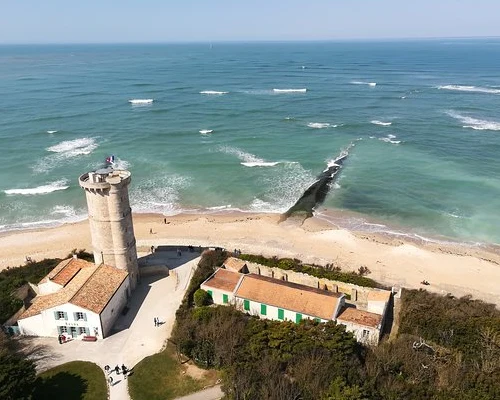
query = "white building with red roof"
xmin=17 ymin=256 xmax=130 ymax=339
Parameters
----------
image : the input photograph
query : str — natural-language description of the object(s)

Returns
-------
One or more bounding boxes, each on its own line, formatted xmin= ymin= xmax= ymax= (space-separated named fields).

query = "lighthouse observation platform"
xmin=79 ymin=168 xmax=131 ymax=191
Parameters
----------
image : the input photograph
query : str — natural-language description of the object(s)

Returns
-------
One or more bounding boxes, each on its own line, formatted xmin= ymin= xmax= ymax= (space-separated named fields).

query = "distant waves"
xmin=4 ymin=179 xmax=69 ymax=195
xmin=446 ymin=111 xmax=500 ymax=131
xmin=438 ymin=85 xmax=500 ymax=95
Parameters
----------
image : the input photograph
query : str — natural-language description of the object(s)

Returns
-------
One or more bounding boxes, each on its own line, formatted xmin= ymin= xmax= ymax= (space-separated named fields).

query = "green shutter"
xmin=261 ymin=303 xmax=267 ymax=316
xmin=54 ymin=311 xmax=59 ymax=320
xmin=244 ymin=299 xmax=250 ymax=311
xmin=296 ymin=313 xmax=302 ymax=323
xmin=223 ymin=294 xmax=229 ymax=304
xmin=278 ymin=308 xmax=284 ymax=320
xmin=207 ymin=290 xmax=213 ymax=298
xmin=64 ymin=312 xmax=68 ymax=320
xmin=314 ymin=317 xmax=321 ymax=323
xmin=83 ymin=313 xmax=87 ymax=321
xmin=73 ymin=312 xmax=78 ymax=321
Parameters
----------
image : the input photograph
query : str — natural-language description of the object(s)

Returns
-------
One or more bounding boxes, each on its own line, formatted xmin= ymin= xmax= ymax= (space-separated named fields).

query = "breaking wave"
xmin=446 ymin=111 xmax=500 ymax=131
xmin=351 ymin=81 xmax=377 ymax=87
xmin=46 ymin=130 xmax=58 ymax=134
xmin=129 ymin=99 xmax=154 ymax=104
xmin=4 ymin=179 xmax=69 ymax=195
xmin=199 ymin=129 xmax=213 ymax=134
xmin=438 ymin=85 xmax=500 ymax=94
xmin=308 ymin=122 xmax=330 ymax=129
xmin=200 ymin=90 xmax=228 ymax=95
xmin=273 ymin=88 xmax=307 ymax=93
xmin=371 ymin=120 xmax=392 ymax=126
xmin=219 ymin=146 xmax=280 ymax=167
xmin=379 ymin=134 xmax=401 ymax=144
xmin=46 ymin=138 xmax=98 ymax=156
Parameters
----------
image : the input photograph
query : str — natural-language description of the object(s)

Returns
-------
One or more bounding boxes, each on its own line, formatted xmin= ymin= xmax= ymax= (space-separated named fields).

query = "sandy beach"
xmin=1 ymin=212 xmax=500 ymax=306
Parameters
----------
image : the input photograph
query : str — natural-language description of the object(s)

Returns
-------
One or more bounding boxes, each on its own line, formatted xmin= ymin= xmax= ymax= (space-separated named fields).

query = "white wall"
xmin=99 ymin=277 xmax=130 ymax=337
xmin=200 ymin=285 xmax=236 ymax=306
xmin=37 ymin=281 xmax=62 ymax=295
xmin=367 ymin=300 xmax=386 ymax=315
xmin=339 ymin=320 xmax=380 ymax=345
xmin=234 ymin=297 xmax=329 ymax=323
xmin=19 ymin=304 xmax=101 ymax=338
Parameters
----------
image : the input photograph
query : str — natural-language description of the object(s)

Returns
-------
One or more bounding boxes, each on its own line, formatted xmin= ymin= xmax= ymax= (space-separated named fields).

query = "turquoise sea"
xmin=0 ymin=40 xmax=499 ymax=244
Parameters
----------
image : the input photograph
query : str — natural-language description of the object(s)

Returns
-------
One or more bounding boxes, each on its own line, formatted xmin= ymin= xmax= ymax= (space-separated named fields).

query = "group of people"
xmin=154 ymin=317 xmax=161 ymax=327
xmin=104 ymin=364 xmax=129 ymax=385
xmin=233 ymin=248 xmax=242 ymax=256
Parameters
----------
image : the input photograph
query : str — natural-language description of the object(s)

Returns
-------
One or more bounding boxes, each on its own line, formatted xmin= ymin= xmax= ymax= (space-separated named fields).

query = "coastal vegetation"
xmin=32 ymin=361 xmax=107 ymax=400
xmin=0 ymin=250 xmax=92 ymax=324
xmin=170 ymin=250 xmax=500 ymax=399
xmin=238 ymin=253 xmax=379 ymax=288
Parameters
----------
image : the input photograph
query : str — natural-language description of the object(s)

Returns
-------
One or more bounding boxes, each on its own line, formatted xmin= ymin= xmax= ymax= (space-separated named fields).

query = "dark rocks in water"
xmin=281 ymin=147 xmax=350 ymax=221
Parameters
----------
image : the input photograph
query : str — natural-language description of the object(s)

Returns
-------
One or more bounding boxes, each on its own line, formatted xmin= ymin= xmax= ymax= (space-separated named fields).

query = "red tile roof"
xmin=235 ymin=274 xmax=343 ymax=320
xmin=337 ymin=307 xmax=382 ymax=328
xmin=202 ymin=268 xmax=243 ymax=292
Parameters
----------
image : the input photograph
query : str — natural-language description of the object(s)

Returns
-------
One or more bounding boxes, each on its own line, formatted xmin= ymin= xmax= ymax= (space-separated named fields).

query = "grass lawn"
xmin=128 ymin=344 xmax=219 ymax=400
xmin=33 ymin=361 xmax=107 ymax=400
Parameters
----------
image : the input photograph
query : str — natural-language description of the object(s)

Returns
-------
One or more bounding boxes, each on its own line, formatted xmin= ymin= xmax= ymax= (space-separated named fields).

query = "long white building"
xmin=201 ymin=258 xmax=390 ymax=345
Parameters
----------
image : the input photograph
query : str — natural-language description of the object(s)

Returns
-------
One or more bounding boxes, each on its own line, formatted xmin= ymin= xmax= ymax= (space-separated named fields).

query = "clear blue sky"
xmin=1 ymin=0 xmax=499 ymax=44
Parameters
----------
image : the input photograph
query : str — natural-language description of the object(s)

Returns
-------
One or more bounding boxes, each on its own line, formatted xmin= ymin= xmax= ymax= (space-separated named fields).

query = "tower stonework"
xmin=79 ymin=168 xmax=139 ymax=290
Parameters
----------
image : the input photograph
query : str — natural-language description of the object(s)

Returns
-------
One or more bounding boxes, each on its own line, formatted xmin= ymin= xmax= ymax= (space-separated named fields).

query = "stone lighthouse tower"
xmin=79 ymin=167 xmax=139 ymax=290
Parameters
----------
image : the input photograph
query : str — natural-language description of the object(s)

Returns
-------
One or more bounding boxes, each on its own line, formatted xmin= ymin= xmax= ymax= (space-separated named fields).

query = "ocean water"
xmin=0 ymin=40 xmax=499 ymax=244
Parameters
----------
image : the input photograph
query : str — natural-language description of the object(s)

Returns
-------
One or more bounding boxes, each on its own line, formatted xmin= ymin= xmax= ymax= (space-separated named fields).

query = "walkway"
xmin=28 ymin=250 xmax=200 ymax=400
xmin=174 ymin=385 xmax=223 ymax=400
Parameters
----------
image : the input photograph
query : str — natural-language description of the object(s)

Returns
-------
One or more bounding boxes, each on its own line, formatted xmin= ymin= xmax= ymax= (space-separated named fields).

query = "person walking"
xmin=121 ymin=364 xmax=127 ymax=378
xmin=115 ymin=365 xmax=120 ymax=374
xmin=109 ymin=376 xmax=114 ymax=386
xmin=154 ymin=317 xmax=157 ymax=327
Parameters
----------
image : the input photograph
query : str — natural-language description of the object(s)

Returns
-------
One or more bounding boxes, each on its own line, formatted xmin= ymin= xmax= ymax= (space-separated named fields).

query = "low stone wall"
xmin=245 ymin=262 xmax=389 ymax=304
xmin=139 ymin=265 xmax=170 ymax=277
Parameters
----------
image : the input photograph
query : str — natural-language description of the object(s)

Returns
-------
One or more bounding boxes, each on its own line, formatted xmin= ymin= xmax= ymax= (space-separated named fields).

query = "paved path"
xmin=28 ymin=251 xmax=200 ymax=400
xmin=174 ymin=385 xmax=223 ymax=400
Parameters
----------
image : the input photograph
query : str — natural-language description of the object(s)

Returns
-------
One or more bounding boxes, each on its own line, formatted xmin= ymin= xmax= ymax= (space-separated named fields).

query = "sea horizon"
xmin=1 ymin=40 xmax=499 ymax=245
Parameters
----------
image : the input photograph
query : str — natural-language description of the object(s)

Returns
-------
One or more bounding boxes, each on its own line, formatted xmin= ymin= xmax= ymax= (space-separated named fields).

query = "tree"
xmin=0 ymin=333 xmax=36 ymax=400
xmin=194 ymin=289 xmax=212 ymax=307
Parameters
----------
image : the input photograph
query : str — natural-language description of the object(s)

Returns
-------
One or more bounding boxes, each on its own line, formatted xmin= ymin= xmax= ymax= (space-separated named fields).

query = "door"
xmin=70 ymin=327 xmax=77 ymax=338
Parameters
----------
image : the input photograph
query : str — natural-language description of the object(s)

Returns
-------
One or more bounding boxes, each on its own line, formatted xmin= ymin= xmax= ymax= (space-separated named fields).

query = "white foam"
xmin=46 ymin=138 xmax=97 ymax=155
xmin=241 ymin=162 xmax=280 ymax=167
xmin=273 ymin=88 xmax=307 ymax=93
xmin=379 ymin=136 xmax=401 ymax=144
xmin=438 ymin=85 xmax=500 ymax=94
xmin=200 ymin=90 xmax=228 ymax=95
xmin=50 ymin=205 xmax=78 ymax=218
xmin=4 ymin=179 xmax=69 ymax=195
xmin=446 ymin=111 xmax=500 ymax=131
xmin=199 ymin=129 xmax=213 ymax=134
xmin=351 ymin=81 xmax=377 ymax=87
xmin=307 ymin=122 xmax=330 ymax=129
xmin=219 ymin=146 xmax=280 ymax=167
xmin=371 ymin=120 xmax=392 ymax=126
xmin=207 ymin=205 xmax=232 ymax=210
xmin=47 ymin=130 xmax=58 ymax=134
xmin=129 ymin=99 xmax=154 ymax=104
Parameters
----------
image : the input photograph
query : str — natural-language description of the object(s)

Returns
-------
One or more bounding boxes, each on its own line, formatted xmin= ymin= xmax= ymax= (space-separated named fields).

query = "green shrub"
xmin=193 ymin=289 xmax=212 ymax=307
xmin=239 ymin=254 xmax=379 ymax=288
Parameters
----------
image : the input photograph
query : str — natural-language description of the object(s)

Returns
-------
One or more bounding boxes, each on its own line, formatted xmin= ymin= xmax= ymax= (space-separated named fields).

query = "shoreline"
xmin=1 ymin=211 xmax=500 ymax=306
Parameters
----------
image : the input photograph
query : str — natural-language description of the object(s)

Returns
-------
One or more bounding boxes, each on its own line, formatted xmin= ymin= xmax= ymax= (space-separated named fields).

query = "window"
xmin=362 ymin=329 xmax=370 ymax=337
xmin=244 ymin=300 xmax=250 ymax=311
xmin=207 ymin=290 xmax=213 ymax=299
xmin=278 ymin=308 xmax=285 ymax=320
xmin=296 ymin=313 xmax=302 ymax=323
xmin=79 ymin=327 xmax=87 ymax=335
xmin=260 ymin=304 xmax=267 ymax=316
xmin=223 ymin=294 xmax=229 ymax=304
xmin=58 ymin=326 xmax=68 ymax=334
xmin=75 ymin=312 xmax=86 ymax=321
xmin=55 ymin=311 xmax=66 ymax=320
